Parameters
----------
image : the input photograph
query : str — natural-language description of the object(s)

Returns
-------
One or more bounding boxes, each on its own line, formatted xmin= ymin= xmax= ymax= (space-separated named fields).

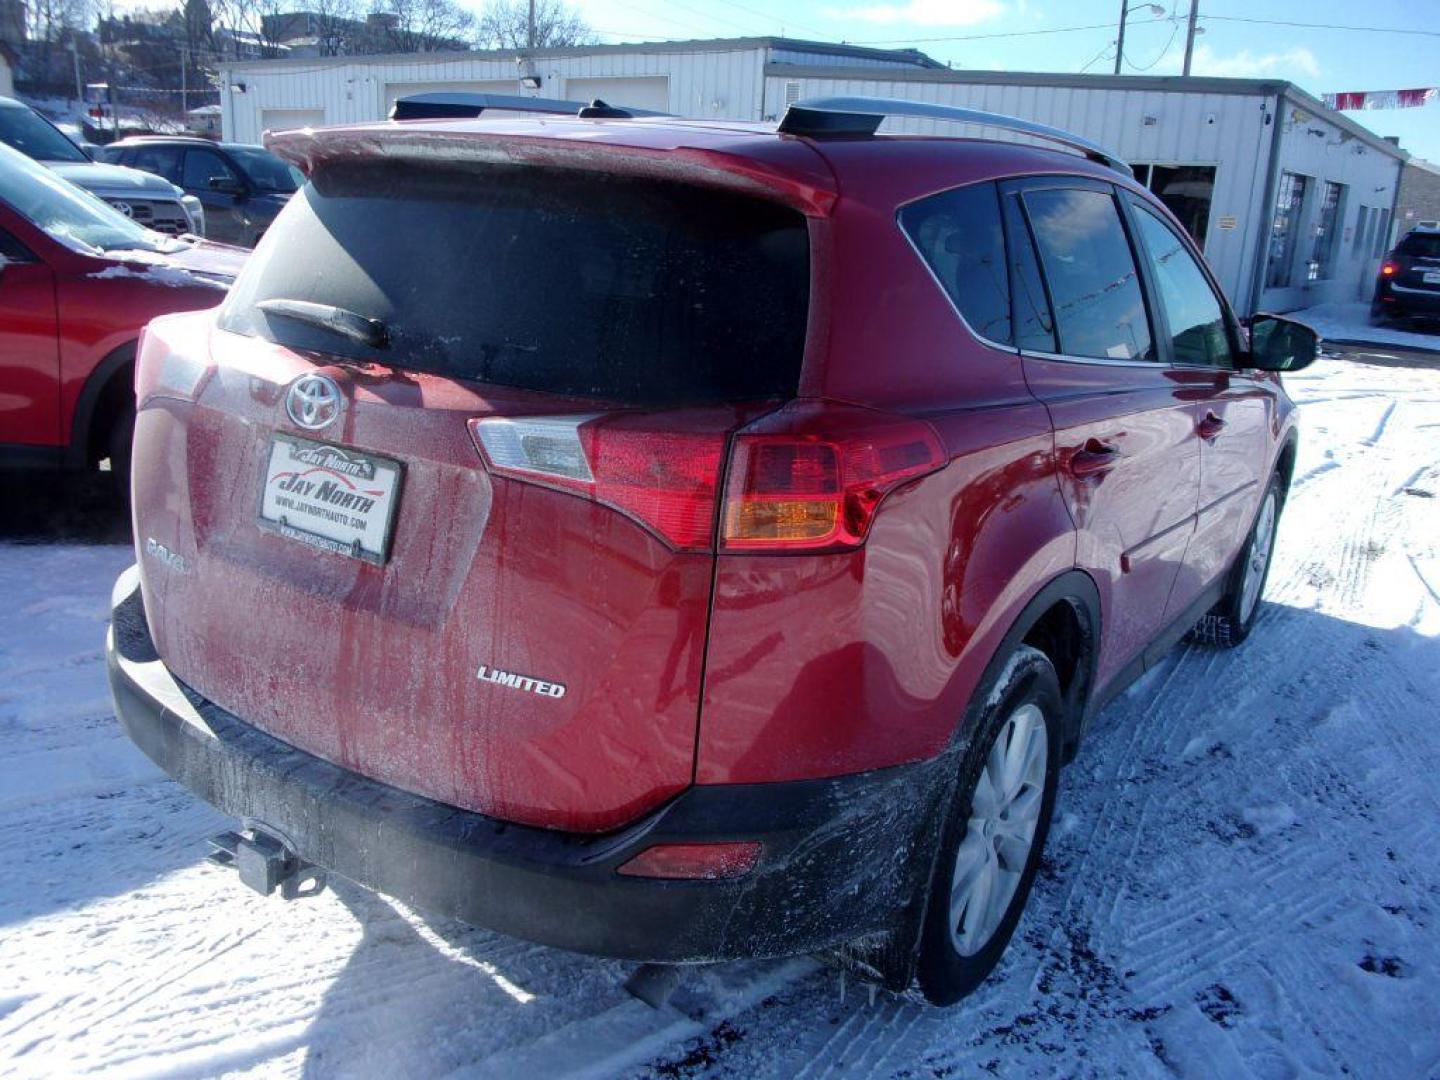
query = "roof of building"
xmin=766 ymin=63 xmax=1409 ymax=161
xmin=217 ymin=35 xmax=944 ymax=72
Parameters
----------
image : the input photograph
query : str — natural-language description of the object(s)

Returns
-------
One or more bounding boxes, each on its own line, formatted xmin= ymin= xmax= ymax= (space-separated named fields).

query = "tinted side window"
xmin=1001 ymin=191 xmax=1056 ymax=353
xmin=130 ymin=146 xmax=183 ymax=184
xmin=898 ymin=181 xmax=1011 ymax=345
xmin=1132 ymin=206 xmax=1234 ymax=368
xmin=183 ymin=149 xmax=240 ymax=190
xmin=1023 ymin=187 xmax=1155 ymax=362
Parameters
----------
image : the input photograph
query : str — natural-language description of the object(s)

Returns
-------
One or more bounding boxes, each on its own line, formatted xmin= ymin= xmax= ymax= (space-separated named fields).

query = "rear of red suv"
xmin=108 ymin=107 xmax=1310 ymax=1005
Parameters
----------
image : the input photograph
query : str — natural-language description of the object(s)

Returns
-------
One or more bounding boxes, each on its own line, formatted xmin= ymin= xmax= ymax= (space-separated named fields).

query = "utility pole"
xmin=1182 ymin=0 xmax=1199 ymax=76
xmin=180 ymin=43 xmax=188 ymax=116
xmin=526 ymin=0 xmax=535 ymax=49
xmin=1113 ymin=0 xmax=1127 ymax=75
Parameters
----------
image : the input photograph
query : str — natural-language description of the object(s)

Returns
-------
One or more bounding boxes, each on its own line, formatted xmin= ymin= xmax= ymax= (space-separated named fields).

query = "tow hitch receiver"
xmin=208 ymin=828 xmax=328 ymax=900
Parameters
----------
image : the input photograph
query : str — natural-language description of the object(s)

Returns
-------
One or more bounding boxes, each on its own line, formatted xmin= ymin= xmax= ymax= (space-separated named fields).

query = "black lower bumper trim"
xmin=107 ymin=567 xmax=947 ymax=964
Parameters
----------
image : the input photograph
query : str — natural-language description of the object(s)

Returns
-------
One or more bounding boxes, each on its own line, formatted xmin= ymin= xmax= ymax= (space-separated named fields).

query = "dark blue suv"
xmin=100 ymin=137 xmax=302 ymax=247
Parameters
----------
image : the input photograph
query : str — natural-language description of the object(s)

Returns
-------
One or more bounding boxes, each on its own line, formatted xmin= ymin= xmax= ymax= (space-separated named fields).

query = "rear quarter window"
xmin=898 ymin=181 xmax=1012 ymax=345
xmin=220 ymin=161 xmax=811 ymax=408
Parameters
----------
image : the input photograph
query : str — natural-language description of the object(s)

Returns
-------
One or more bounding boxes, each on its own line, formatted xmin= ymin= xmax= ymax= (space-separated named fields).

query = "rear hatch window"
xmin=1397 ymin=232 xmax=1440 ymax=260
xmin=219 ymin=160 xmax=810 ymax=406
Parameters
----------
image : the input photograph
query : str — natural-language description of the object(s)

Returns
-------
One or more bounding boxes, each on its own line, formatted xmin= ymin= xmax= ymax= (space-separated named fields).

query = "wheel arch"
xmin=1274 ymin=430 xmax=1299 ymax=501
xmin=66 ymin=340 xmax=137 ymax=469
xmin=960 ymin=569 xmax=1102 ymax=766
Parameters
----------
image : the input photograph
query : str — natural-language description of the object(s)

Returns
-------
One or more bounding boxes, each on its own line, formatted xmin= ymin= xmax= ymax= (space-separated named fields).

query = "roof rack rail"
xmin=389 ymin=92 xmax=669 ymax=122
xmin=777 ymin=96 xmax=1132 ymax=177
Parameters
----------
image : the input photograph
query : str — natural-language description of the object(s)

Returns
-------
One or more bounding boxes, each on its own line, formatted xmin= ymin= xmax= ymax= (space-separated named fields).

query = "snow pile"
xmin=0 ymin=350 xmax=1438 ymax=1076
xmin=88 ymin=263 xmax=227 ymax=290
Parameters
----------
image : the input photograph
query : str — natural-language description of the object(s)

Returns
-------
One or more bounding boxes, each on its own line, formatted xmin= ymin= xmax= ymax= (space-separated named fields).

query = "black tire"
xmin=107 ymin=403 xmax=136 ymax=502
xmin=915 ymin=645 xmax=1063 ymax=1007
xmin=1190 ymin=473 xmax=1283 ymax=648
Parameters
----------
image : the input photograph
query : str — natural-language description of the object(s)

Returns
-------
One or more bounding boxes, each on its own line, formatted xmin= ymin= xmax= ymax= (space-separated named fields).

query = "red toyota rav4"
xmin=107 ymin=96 xmax=1318 ymax=1005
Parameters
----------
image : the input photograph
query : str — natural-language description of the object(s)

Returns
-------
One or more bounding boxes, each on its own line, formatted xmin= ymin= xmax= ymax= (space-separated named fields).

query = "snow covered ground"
xmin=1 ymin=349 xmax=1438 ymax=1078
xmin=1294 ymin=300 xmax=1440 ymax=353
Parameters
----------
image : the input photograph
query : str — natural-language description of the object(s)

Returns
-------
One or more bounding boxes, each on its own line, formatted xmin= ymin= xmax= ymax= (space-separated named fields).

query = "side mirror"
xmin=209 ymin=176 xmax=246 ymax=196
xmin=1244 ymin=314 xmax=1319 ymax=373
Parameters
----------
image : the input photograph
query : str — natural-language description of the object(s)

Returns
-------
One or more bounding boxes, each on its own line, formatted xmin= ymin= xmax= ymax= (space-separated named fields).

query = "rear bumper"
xmin=107 ymin=567 xmax=945 ymax=964
xmin=1377 ymin=280 xmax=1440 ymax=315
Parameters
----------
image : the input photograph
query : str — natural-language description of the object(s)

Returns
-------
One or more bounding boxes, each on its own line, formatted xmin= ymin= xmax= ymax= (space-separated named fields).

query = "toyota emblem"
xmin=285 ymin=373 xmax=343 ymax=430
xmin=112 ymin=201 xmax=134 ymax=218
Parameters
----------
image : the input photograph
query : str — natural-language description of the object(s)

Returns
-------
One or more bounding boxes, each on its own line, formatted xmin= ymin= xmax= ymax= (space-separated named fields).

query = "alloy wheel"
xmin=948 ymin=702 xmax=1048 ymax=956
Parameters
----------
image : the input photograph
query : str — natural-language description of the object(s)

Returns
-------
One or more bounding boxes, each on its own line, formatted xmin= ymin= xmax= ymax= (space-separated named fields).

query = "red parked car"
xmin=107 ymin=96 xmax=1318 ymax=1005
xmin=0 ymin=142 xmax=245 ymax=488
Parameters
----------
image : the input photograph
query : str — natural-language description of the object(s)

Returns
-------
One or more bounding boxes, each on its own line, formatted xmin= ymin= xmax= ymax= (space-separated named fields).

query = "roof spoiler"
xmin=777 ymin=96 xmax=1132 ymax=177
xmin=389 ymin=92 xmax=670 ymax=122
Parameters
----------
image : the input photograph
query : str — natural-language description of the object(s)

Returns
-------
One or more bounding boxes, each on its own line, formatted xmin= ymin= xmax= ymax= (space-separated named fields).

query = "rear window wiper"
xmin=257 ymin=298 xmax=389 ymax=349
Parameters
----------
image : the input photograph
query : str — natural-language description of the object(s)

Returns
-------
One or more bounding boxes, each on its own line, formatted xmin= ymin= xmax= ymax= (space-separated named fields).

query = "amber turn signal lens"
xmin=723 ymin=498 xmax=838 ymax=543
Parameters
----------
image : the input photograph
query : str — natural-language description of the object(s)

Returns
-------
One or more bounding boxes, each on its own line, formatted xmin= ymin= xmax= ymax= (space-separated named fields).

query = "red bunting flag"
xmin=1322 ymin=88 xmax=1437 ymax=111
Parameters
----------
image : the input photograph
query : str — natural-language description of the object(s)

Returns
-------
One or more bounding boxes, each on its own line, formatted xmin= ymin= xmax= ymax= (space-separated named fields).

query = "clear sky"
xmin=568 ymin=0 xmax=1440 ymax=160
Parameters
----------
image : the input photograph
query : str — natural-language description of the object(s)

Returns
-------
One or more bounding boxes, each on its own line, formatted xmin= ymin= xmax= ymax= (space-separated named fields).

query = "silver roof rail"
xmin=389 ymin=92 xmax=670 ymax=122
xmin=777 ymin=96 xmax=1132 ymax=177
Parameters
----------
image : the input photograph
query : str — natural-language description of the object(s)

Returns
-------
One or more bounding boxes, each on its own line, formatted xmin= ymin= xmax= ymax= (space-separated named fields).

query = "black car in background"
xmin=1372 ymin=226 xmax=1440 ymax=324
xmin=100 ymin=137 xmax=303 ymax=247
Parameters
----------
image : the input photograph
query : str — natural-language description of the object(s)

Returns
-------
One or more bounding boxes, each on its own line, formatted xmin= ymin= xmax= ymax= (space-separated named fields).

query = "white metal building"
xmin=218 ymin=37 xmax=1407 ymax=315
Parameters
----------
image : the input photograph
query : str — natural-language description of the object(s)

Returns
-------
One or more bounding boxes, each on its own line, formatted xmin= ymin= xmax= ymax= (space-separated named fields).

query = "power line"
xmin=707 ymin=0 xmax=832 ymax=40
xmin=1126 ymin=15 xmax=1181 ymax=72
xmin=850 ymin=17 xmax=1168 ymax=46
xmin=1198 ymin=14 xmax=1440 ymax=38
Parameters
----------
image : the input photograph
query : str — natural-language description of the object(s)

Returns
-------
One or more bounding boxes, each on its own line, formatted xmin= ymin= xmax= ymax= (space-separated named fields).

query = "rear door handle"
xmin=1069 ymin=438 xmax=1120 ymax=478
xmin=1198 ymin=412 xmax=1227 ymax=441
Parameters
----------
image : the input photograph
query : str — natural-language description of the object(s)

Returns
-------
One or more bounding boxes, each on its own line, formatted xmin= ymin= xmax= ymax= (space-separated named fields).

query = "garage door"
xmin=563 ymin=77 xmax=670 ymax=114
xmin=260 ymin=108 xmax=325 ymax=133
xmin=385 ymin=79 xmax=518 ymax=113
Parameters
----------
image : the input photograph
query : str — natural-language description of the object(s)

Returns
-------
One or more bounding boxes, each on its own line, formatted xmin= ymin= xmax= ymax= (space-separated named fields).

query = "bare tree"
xmin=369 ymin=0 xmax=475 ymax=52
xmin=476 ymin=0 xmax=594 ymax=50
xmin=308 ymin=0 xmax=363 ymax=55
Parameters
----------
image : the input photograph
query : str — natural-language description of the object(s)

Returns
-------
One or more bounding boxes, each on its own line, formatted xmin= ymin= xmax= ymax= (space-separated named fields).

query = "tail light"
xmin=720 ymin=402 xmax=947 ymax=552
xmin=134 ymin=316 xmax=214 ymax=406
xmin=1380 ymin=261 xmax=1398 ymax=277
xmin=469 ymin=412 xmax=729 ymax=552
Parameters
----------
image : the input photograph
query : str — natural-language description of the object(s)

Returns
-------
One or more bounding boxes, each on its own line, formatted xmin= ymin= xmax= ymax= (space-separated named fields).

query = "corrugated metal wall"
xmin=222 ymin=46 xmax=769 ymax=142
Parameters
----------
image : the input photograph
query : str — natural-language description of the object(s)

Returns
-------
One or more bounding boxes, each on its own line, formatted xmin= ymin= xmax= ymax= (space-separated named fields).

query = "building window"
xmin=1131 ymin=163 xmax=1216 ymax=249
xmin=1353 ymin=206 xmax=1371 ymax=256
xmin=1266 ymin=171 xmax=1309 ymax=289
xmin=1310 ymin=181 xmax=1345 ymax=280
xmin=1372 ymin=209 xmax=1391 ymax=256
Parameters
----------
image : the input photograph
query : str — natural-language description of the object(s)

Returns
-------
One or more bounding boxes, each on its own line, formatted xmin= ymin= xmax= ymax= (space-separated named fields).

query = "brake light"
xmin=1381 ymin=262 xmax=1398 ymax=276
xmin=721 ymin=402 xmax=946 ymax=552
xmin=468 ymin=413 xmax=728 ymax=552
